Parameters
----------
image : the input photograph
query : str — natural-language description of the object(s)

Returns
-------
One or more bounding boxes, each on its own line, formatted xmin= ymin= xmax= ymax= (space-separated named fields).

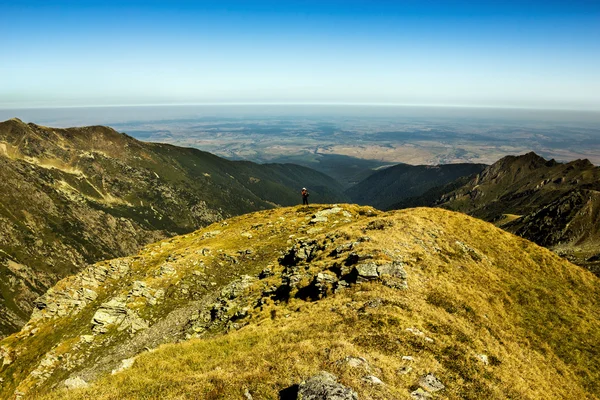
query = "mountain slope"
xmin=503 ymin=189 xmax=600 ymax=276
xmin=347 ymin=163 xmax=487 ymax=210
xmin=1 ymin=205 xmax=597 ymax=399
xmin=432 ymin=152 xmax=600 ymax=269
xmin=0 ymin=118 xmax=347 ymax=337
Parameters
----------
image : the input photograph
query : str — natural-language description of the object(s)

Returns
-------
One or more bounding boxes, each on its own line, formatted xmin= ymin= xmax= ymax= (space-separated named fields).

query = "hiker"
xmin=301 ymin=187 xmax=309 ymax=205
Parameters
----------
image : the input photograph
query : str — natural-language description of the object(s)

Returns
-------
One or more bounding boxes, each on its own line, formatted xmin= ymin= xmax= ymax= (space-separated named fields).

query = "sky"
xmin=1 ymin=0 xmax=600 ymax=110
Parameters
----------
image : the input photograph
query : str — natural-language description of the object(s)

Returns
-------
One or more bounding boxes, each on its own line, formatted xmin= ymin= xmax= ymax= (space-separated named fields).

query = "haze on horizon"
xmin=2 ymin=0 xmax=600 ymax=111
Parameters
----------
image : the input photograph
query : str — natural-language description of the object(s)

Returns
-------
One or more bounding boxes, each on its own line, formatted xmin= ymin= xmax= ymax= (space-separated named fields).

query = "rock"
xmin=92 ymin=298 xmax=128 ymax=332
xmin=337 ymin=356 xmax=370 ymax=370
xmin=279 ymin=239 xmax=320 ymax=266
xmin=311 ymin=207 xmax=351 ymax=220
xmin=91 ymin=298 xmax=148 ymax=334
xmin=259 ymin=267 xmax=274 ymax=279
xmin=111 ymin=357 xmax=136 ymax=374
xmin=377 ymin=261 xmax=407 ymax=279
xmin=476 ymin=354 xmax=489 ymax=365
xmin=310 ymin=216 xmax=329 ymax=224
xmin=244 ymin=389 xmax=253 ymax=399
xmin=64 ymin=376 xmax=88 ymax=390
xmin=419 ymin=373 xmax=445 ymax=393
xmin=0 ymin=346 xmax=14 ymax=366
xmin=410 ymin=388 xmax=432 ymax=399
xmin=313 ymin=272 xmax=338 ymax=297
xmin=398 ymin=366 xmax=412 ymax=375
xmin=297 ymin=371 xmax=358 ymax=400
xmin=406 ymin=327 xmax=425 ymax=337
xmin=352 ymin=262 xmax=379 ymax=282
xmin=363 ymin=375 xmax=384 ymax=385
xmin=402 ymin=355 xmax=415 ymax=362
xmin=130 ymin=281 xmax=149 ymax=297
xmin=241 ymin=232 xmax=253 ymax=239
xmin=220 ymin=275 xmax=256 ymax=300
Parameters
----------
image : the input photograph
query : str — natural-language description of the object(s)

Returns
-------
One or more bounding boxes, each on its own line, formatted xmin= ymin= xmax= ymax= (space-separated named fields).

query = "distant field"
xmin=3 ymin=105 xmax=600 ymax=169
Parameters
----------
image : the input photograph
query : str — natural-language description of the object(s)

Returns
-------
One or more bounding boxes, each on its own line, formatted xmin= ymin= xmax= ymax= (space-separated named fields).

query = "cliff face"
xmin=1 ymin=205 xmax=597 ymax=400
xmin=0 ymin=119 xmax=347 ymax=337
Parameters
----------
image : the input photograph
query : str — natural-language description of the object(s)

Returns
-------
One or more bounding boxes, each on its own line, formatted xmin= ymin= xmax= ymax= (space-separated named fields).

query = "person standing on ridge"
xmin=301 ymin=187 xmax=309 ymax=206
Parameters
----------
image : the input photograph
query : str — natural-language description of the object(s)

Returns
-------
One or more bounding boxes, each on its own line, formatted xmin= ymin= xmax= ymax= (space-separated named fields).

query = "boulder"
xmin=353 ymin=262 xmax=379 ymax=282
xmin=418 ymin=373 xmax=445 ymax=393
xmin=297 ymin=371 xmax=358 ymax=400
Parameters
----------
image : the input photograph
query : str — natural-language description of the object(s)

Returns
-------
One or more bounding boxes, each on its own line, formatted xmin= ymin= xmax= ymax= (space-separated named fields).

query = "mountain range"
xmin=0 ymin=118 xmax=347 ymax=337
xmin=0 ymin=118 xmax=599 ymax=399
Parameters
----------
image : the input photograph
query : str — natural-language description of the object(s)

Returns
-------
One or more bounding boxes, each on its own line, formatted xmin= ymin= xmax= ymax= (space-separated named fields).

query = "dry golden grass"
xmin=5 ymin=206 xmax=598 ymax=400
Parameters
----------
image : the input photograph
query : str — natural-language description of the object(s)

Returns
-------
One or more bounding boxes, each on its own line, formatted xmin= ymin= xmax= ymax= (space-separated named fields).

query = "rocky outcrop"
xmin=297 ymin=371 xmax=358 ymax=400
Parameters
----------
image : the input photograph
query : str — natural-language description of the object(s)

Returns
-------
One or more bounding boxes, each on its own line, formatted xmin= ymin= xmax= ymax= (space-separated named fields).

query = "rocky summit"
xmin=0 ymin=204 xmax=597 ymax=399
xmin=0 ymin=118 xmax=346 ymax=337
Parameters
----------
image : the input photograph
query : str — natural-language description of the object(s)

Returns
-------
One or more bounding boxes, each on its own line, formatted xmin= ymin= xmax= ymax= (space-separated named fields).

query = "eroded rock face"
xmin=297 ymin=371 xmax=358 ymax=400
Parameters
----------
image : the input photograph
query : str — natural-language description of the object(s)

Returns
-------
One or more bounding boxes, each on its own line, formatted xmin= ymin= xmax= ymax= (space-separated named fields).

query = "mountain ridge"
xmin=0 ymin=204 xmax=597 ymax=399
xmin=0 ymin=118 xmax=347 ymax=337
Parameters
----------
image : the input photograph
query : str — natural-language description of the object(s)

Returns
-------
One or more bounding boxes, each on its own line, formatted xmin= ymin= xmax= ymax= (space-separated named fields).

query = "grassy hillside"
xmin=0 ymin=205 xmax=597 ymax=399
xmin=0 ymin=118 xmax=346 ymax=337
xmin=347 ymin=163 xmax=486 ymax=210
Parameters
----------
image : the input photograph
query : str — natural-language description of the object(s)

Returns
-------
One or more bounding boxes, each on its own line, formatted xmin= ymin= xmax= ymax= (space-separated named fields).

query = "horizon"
xmin=2 ymin=0 xmax=600 ymax=110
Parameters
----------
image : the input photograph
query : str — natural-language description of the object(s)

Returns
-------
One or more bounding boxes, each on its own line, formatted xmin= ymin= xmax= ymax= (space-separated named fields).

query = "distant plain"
xmin=2 ymin=105 xmax=599 ymax=170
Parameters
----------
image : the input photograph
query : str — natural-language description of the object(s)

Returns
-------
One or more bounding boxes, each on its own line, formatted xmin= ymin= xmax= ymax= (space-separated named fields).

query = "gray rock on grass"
xmin=297 ymin=371 xmax=358 ymax=400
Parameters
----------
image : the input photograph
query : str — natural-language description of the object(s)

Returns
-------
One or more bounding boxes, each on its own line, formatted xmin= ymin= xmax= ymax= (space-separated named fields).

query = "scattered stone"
xmin=310 ymin=216 xmax=329 ymax=224
xmin=297 ymin=371 xmax=358 ymax=400
xmin=337 ymin=356 xmax=370 ymax=370
xmin=402 ymin=355 xmax=415 ymax=362
xmin=353 ymin=262 xmax=379 ymax=282
xmin=244 ymin=389 xmax=253 ymax=399
xmin=476 ymin=354 xmax=489 ymax=365
xmin=63 ymin=376 xmax=88 ymax=390
xmin=406 ymin=327 xmax=425 ymax=337
xmin=363 ymin=375 xmax=384 ymax=385
xmin=111 ymin=357 xmax=136 ymax=374
xmin=419 ymin=373 xmax=445 ymax=393
xmin=314 ymin=207 xmax=344 ymax=218
xmin=398 ymin=366 xmax=412 ymax=375
xmin=411 ymin=388 xmax=433 ymax=399
xmin=241 ymin=232 xmax=253 ymax=239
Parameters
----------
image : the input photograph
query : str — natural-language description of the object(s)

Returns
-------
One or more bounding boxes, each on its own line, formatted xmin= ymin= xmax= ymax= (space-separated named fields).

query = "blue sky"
xmin=1 ymin=0 xmax=599 ymax=109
